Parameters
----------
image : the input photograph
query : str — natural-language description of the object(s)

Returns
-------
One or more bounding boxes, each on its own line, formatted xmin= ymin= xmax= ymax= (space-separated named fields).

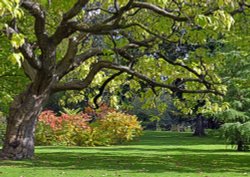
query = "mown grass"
xmin=0 ymin=131 xmax=250 ymax=177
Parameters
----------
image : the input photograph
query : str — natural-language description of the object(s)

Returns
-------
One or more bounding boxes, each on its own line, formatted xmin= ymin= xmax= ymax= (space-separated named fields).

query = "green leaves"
xmin=220 ymin=121 xmax=250 ymax=151
xmin=8 ymin=33 xmax=25 ymax=67
xmin=0 ymin=0 xmax=23 ymax=18
xmin=195 ymin=15 xmax=209 ymax=28
xmin=213 ymin=10 xmax=235 ymax=31
xmin=0 ymin=1 xmax=25 ymax=67
xmin=10 ymin=33 xmax=25 ymax=49
xmin=8 ymin=52 xmax=23 ymax=67
xmin=195 ymin=10 xmax=235 ymax=31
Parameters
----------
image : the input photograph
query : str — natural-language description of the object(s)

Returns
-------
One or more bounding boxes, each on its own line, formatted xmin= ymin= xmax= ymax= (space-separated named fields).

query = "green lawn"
xmin=0 ymin=131 xmax=250 ymax=177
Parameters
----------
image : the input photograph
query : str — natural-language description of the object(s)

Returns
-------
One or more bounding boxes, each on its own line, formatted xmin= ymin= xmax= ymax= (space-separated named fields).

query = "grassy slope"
xmin=0 ymin=131 xmax=250 ymax=177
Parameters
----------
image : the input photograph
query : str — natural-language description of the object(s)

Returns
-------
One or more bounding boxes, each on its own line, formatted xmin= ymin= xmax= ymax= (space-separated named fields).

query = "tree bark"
xmin=237 ymin=140 xmax=244 ymax=151
xmin=193 ymin=114 xmax=206 ymax=137
xmin=0 ymin=85 xmax=50 ymax=160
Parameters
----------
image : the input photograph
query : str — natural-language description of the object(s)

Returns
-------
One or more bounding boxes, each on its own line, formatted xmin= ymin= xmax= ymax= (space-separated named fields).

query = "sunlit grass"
xmin=0 ymin=131 xmax=250 ymax=177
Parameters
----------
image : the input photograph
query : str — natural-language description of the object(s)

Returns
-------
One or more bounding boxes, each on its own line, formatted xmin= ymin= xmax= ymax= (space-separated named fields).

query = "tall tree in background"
xmin=217 ymin=13 xmax=250 ymax=151
xmin=0 ymin=0 xmax=248 ymax=159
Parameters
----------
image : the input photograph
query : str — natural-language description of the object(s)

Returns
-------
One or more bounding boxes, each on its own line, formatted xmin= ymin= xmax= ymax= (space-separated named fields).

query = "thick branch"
xmin=21 ymin=0 xmax=48 ymax=48
xmin=51 ymin=21 xmax=124 ymax=45
xmin=103 ymin=0 xmax=134 ymax=24
xmin=51 ymin=0 xmax=134 ymax=44
xmin=56 ymin=37 xmax=79 ymax=78
xmin=62 ymin=0 xmax=89 ymax=21
xmin=72 ymin=22 xmax=124 ymax=34
xmin=22 ymin=59 xmax=37 ymax=81
xmin=19 ymin=42 xmax=41 ymax=70
xmin=52 ymin=61 xmax=223 ymax=96
xmin=52 ymin=61 xmax=105 ymax=92
xmin=51 ymin=0 xmax=89 ymax=45
xmin=63 ymin=48 xmax=103 ymax=77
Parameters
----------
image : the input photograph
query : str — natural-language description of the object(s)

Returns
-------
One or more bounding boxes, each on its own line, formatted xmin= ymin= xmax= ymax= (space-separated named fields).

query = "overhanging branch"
xmin=52 ymin=61 xmax=224 ymax=96
xmin=131 ymin=1 xmax=190 ymax=22
xmin=93 ymin=71 xmax=124 ymax=109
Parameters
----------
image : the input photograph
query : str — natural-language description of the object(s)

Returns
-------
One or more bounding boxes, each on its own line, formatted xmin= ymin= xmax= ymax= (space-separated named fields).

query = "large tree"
xmin=0 ymin=0 xmax=248 ymax=160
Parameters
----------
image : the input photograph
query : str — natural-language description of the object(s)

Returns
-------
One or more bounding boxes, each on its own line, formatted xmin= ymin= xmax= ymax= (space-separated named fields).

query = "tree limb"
xmin=52 ymin=60 xmax=106 ymax=92
xmin=93 ymin=71 xmax=124 ymax=109
xmin=4 ymin=26 xmax=40 ymax=81
xmin=5 ymin=23 xmax=41 ymax=70
xmin=51 ymin=0 xmax=135 ymax=45
xmin=62 ymin=0 xmax=89 ymax=21
xmin=63 ymin=48 xmax=104 ymax=77
xmin=52 ymin=61 xmax=223 ymax=96
xmin=21 ymin=0 xmax=48 ymax=49
xmin=131 ymin=1 xmax=190 ymax=22
xmin=56 ymin=37 xmax=79 ymax=78
xmin=157 ymin=52 xmax=214 ymax=90
xmin=51 ymin=0 xmax=89 ymax=45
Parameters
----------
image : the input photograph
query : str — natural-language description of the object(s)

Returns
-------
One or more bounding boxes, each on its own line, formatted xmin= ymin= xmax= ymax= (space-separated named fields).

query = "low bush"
xmin=220 ymin=122 xmax=250 ymax=151
xmin=35 ymin=107 xmax=142 ymax=146
xmin=36 ymin=110 xmax=90 ymax=145
xmin=97 ymin=112 xmax=142 ymax=144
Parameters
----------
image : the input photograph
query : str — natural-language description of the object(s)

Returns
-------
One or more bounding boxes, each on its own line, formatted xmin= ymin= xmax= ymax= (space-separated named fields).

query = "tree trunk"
xmin=0 ymin=85 xmax=49 ymax=160
xmin=193 ymin=114 xmax=206 ymax=136
xmin=237 ymin=140 xmax=244 ymax=151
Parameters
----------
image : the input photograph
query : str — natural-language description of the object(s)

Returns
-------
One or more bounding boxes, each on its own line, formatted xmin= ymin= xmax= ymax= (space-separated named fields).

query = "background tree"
xmin=0 ymin=0 xmax=248 ymax=160
xmin=216 ymin=11 xmax=250 ymax=151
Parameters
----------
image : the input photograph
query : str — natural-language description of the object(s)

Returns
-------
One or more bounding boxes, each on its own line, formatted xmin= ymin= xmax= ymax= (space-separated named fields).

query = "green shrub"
xmin=220 ymin=121 xmax=250 ymax=151
xmin=97 ymin=112 xmax=142 ymax=144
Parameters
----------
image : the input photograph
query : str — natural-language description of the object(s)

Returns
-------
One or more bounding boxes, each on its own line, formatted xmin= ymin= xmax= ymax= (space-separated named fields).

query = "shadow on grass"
xmin=1 ymin=151 xmax=250 ymax=174
xmin=128 ymin=131 xmax=225 ymax=146
xmin=1 ymin=131 xmax=249 ymax=175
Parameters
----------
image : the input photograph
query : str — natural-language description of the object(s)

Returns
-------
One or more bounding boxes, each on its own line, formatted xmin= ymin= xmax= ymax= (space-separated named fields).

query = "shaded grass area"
xmin=0 ymin=131 xmax=250 ymax=177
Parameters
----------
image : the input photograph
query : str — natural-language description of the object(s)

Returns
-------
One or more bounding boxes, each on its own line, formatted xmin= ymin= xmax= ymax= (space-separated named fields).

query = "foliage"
xmin=61 ymin=107 xmax=82 ymax=116
xmin=8 ymin=0 xmax=241 ymax=112
xmin=0 ymin=34 xmax=28 ymax=115
xmin=220 ymin=122 xmax=250 ymax=151
xmin=0 ymin=0 xmax=23 ymax=18
xmin=0 ymin=0 xmax=27 ymax=115
xmin=96 ymin=111 xmax=142 ymax=144
xmin=36 ymin=108 xmax=142 ymax=146
xmin=0 ymin=0 xmax=24 ymax=65
xmin=215 ymin=13 xmax=250 ymax=150
xmin=127 ymin=95 xmax=180 ymax=131
xmin=36 ymin=110 xmax=90 ymax=145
